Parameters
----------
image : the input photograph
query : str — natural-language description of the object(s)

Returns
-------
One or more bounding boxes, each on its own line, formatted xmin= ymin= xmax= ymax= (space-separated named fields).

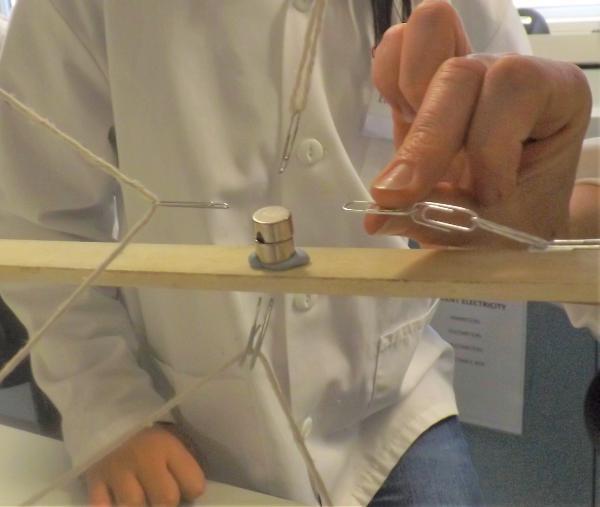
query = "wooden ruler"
xmin=0 ymin=240 xmax=597 ymax=303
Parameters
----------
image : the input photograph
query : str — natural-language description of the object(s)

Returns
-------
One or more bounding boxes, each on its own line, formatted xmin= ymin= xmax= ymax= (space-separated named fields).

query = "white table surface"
xmin=0 ymin=424 xmax=299 ymax=506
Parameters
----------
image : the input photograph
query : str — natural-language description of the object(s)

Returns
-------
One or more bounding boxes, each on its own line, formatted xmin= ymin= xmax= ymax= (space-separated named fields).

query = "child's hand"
xmin=86 ymin=425 xmax=205 ymax=506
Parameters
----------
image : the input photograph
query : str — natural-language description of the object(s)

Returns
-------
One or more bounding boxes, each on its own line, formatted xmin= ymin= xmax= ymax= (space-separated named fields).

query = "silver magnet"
xmin=252 ymin=206 xmax=296 ymax=265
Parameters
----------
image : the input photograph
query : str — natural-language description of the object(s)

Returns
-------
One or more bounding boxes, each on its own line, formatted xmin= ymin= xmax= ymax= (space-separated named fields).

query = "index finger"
xmin=371 ymin=56 xmax=487 ymax=209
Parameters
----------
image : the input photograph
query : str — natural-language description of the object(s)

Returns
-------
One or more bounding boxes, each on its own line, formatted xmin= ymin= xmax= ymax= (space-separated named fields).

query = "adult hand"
xmin=366 ymin=0 xmax=592 ymax=247
xmin=86 ymin=425 xmax=205 ymax=506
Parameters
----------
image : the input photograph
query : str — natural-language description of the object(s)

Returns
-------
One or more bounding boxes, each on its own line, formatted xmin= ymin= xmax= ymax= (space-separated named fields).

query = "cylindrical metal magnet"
xmin=253 ymin=206 xmax=294 ymax=243
xmin=252 ymin=206 xmax=296 ymax=265
xmin=254 ymin=238 xmax=296 ymax=265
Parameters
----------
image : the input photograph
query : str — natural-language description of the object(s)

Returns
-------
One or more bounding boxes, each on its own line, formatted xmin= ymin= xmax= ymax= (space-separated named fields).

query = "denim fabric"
xmin=368 ymin=417 xmax=483 ymax=507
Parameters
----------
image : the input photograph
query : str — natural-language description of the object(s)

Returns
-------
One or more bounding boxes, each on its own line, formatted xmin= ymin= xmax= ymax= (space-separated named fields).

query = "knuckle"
xmin=488 ymin=54 xmax=543 ymax=92
xmin=400 ymin=120 xmax=441 ymax=158
xmin=157 ymin=490 xmax=181 ymax=507
xmin=566 ymin=63 xmax=593 ymax=111
xmin=437 ymin=57 xmax=486 ymax=85
xmin=185 ymin=483 xmax=206 ymax=500
xmin=379 ymin=23 xmax=403 ymax=47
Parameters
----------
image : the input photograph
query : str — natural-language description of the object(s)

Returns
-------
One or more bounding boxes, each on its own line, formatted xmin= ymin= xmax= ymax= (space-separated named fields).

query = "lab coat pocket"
xmin=368 ymin=304 xmax=437 ymax=415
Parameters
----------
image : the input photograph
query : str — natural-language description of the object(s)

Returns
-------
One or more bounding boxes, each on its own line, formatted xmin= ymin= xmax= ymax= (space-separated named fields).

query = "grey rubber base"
xmin=248 ymin=249 xmax=310 ymax=271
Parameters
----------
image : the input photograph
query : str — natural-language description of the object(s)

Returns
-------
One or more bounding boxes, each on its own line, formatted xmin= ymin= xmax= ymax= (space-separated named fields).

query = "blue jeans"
xmin=368 ymin=416 xmax=483 ymax=507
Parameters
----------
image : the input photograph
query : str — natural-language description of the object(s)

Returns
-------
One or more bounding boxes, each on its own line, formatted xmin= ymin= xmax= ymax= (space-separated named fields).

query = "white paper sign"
xmin=432 ymin=298 xmax=527 ymax=434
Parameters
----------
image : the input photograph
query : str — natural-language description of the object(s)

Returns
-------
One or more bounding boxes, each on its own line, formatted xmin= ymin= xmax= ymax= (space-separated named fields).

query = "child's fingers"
xmin=111 ymin=472 xmax=146 ymax=507
xmin=167 ymin=445 xmax=206 ymax=502
xmin=139 ymin=464 xmax=182 ymax=507
xmin=87 ymin=477 xmax=113 ymax=507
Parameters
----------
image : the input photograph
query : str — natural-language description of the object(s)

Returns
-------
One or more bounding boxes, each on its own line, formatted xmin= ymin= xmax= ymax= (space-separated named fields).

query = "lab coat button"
xmin=301 ymin=417 xmax=313 ymax=439
xmin=293 ymin=294 xmax=316 ymax=312
xmin=296 ymin=138 xmax=324 ymax=166
xmin=292 ymin=0 xmax=313 ymax=13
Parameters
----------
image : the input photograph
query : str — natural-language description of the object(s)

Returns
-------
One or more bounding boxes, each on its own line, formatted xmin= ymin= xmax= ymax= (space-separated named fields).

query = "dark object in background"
xmin=31 ymin=378 xmax=62 ymax=438
xmin=0 ymin=297 xmax=61 ymax=437
xmin=518 ymin=8 xmax=550 ymax=34
xmin=0 ymin=296 xmax=30 ymax=388
xmin=584 ymin=371 xmax=600 ymax=446
xmin=372 ymin=0 xmax=412 ymax=46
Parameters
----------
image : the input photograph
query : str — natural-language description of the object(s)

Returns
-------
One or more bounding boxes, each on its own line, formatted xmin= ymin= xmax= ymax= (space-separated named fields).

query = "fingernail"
xmin=374 ymin=163 xmax=414 ymax=190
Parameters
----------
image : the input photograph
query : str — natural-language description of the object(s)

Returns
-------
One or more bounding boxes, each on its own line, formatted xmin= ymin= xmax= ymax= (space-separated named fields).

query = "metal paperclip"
xmin=240 ymin=297 xmax=275 ymax=369
xmin=343 ymin=201 xmax=600 ymax=251
xmin=279 ymin=111 xmax=302 ymax=174
xmin=157 ymin=201 xmax=230 ymax=209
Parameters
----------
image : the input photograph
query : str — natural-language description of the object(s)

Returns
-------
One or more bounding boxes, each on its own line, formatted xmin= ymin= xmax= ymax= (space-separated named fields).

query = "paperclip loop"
xmin=343 ymin=201 xmax=600 ymax=251
xmin=240 ymin=297 xmax=275 ymax=369
xmin=343 ymin=200 xmax=480 ymax=233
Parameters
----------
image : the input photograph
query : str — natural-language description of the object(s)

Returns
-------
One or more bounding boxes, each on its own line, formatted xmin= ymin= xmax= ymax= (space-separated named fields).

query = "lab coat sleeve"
xmin=562 ymin=138 xmax=600 ymax=338
xmin=450 ymin=0 xmax=532 ymax=54
xmin=0 ymin=0 xmax=171 ymax=465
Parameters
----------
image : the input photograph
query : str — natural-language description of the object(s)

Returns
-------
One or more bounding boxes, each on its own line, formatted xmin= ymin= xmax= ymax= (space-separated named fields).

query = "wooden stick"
xmin=0 ymin=240 xmax=597 ymax=303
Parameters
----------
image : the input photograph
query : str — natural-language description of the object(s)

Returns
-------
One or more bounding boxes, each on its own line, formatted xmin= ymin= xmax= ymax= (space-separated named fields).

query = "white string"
xmin=0 ymin=203 xmax=158 ymax=385
xmin=24 ymin=352 xmax=244 ymax=505
xmin=290 ymin=0 xmax=327 ymax=113
xmin=25 ymin=348 xmax=335 ymax=506
xmin=257 ymin=352 xmax=333 ymax=506
xmin=0 ymin=1 xmax=334 ymax=503
xmin=0 ymin=90 xmax=160 ymax=385
xmin=0 ymin=89 xmax=158 ymax=202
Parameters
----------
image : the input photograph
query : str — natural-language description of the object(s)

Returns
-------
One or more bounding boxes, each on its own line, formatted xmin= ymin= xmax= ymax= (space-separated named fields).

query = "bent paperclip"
xmin=343 ymin=201 xmax=600 ymax=251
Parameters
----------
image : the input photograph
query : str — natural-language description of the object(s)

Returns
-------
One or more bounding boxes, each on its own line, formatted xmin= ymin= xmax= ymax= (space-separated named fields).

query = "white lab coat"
xmin=0 ymin=1 xmax=528 ymax=505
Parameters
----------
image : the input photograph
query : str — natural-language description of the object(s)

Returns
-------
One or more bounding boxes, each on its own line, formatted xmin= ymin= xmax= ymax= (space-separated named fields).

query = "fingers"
xmin=111 ymin=472 xmax=146 ymax=507
xmin=371 ymin=56 xmax=487 ymax=208
xmin=364 ymin=184 xmax=480 ymax=246
xmin=139 ymin=464 xmax=181 ymax=507
xmin=373 ymin=24 xmax=406 ymax=113
xmin=167 ymin=444 xmax=206 ymax=502
xmin=87 ymin=477 xmax=112 ymax=507
xmin=366 ymin=51 xmax=592 ymax=247
xmin=400 ymin=0 xmax=471 ymax=110
xmin=467 ymin=55 xmax=592 ymax=205
xmin=373 ymin=0 xmax=471 ymax=148
xmin=87 ymin=457 xmax=201 ymax=507
xmin=373 ymin=0 xmax=471 ymax=112
xmin=85 ymin=426 xmax=205 ymax=507
xmin=372 ymin=24 xmax=413 ymax=147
